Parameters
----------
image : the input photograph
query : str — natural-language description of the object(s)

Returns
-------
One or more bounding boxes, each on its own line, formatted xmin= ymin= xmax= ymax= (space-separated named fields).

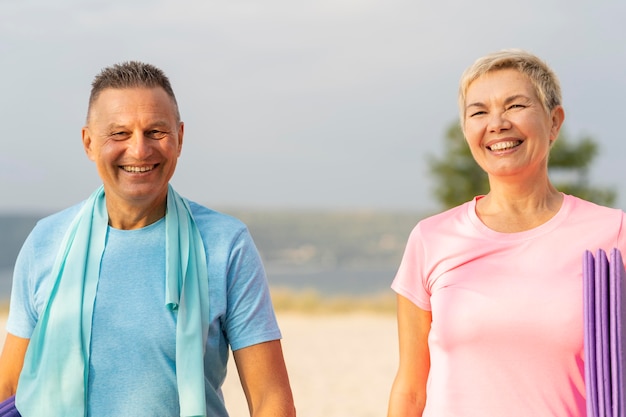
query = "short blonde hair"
xmin=458 ymin=49 xmax=562 ymax=123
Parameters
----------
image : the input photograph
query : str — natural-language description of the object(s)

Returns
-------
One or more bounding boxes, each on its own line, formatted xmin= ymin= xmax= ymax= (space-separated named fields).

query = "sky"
xmin=1 ymin=0 xmax=625 ymax=214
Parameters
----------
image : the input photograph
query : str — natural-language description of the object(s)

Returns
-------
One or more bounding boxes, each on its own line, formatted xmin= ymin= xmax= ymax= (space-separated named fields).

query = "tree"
xmin=428 ymin=121 xmax=616 ymax=209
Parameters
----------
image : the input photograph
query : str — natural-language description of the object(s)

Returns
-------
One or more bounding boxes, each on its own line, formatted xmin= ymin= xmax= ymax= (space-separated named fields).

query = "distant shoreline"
xmin=270 ymin=287 xmax=395 ymax=314
xmin=0 ymin=265 xmax=397 ymax=310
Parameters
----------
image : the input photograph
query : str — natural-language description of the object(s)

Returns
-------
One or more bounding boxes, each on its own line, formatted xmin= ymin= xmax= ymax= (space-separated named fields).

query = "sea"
xmin=265 ymin=264 xmax=396 ymax=295
xmin=0 ymin=265 xmax=397 ymax=303
xmin=0 ymin=269 xmax=12 ymax=303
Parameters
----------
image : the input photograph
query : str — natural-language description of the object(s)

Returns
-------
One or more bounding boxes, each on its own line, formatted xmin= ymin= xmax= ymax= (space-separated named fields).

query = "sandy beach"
xmin=0 ymin=312 xmax=398 ymax=417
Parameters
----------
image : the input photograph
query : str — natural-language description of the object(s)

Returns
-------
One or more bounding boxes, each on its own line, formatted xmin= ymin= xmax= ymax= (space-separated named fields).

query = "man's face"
xmin=82 ymin=87 xmax=183 ymax=213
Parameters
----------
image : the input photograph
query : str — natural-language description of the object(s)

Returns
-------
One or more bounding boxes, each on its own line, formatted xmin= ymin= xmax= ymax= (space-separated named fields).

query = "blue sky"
xmin=1 ymin=0 xmax=625 ymax=213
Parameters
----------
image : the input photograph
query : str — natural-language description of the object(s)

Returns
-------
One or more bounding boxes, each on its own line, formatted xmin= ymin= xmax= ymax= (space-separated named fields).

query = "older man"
xmin=0 ymin=61 xmax=295 ymax=417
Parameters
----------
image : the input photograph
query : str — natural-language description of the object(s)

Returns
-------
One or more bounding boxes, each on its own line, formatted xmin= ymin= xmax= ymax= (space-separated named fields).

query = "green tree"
xmin=428 ymin=121 xmax=616 ymax=209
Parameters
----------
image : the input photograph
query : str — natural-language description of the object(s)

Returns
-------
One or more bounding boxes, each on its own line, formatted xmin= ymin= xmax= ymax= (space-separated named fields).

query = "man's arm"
xmin=387 ymin=294 xmax=431 ymax=417
xmin=0 ymin=333 xmax=29 ymax=401
xmin=233 ymin=340 xmax=295 ymax=417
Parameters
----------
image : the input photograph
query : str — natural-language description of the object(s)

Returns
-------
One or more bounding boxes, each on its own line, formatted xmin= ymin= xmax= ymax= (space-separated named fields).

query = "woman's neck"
xmin=475 ymin=180 xmax=563 ymax=233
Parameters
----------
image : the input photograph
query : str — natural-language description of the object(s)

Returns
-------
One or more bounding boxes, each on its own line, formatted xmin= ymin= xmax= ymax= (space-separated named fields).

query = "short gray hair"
xmin=458 ymin=49 xmax=562 ymax=124
xmin=87 ymin=61 xmax=180 ymax=121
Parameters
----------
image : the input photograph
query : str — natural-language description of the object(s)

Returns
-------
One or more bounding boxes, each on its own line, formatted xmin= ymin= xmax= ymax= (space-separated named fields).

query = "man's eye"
xmin=111 ymin=132 xmax=128 ymax=140
xmin=148 ymin=130 xmax=167 ymax=139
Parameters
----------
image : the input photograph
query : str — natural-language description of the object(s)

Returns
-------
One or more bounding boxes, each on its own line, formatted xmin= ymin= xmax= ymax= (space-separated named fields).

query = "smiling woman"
xmin=387 ymin=49 xmax=626 ymax=417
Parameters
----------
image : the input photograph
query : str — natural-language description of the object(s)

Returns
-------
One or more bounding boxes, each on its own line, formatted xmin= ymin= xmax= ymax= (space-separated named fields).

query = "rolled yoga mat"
xmin=584 ymin=248 xmax=626 ymax=417
xmin=0 ymin=396 xmax=20 ymax=417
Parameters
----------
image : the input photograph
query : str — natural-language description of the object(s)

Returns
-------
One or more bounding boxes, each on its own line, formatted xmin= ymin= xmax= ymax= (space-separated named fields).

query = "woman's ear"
xmin=549 ymin=105 xmax=565 ymax=141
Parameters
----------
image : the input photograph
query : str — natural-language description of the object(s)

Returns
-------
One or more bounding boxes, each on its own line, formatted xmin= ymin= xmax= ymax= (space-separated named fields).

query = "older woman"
xmin=387 ymin=50 xmax=626 ymax=416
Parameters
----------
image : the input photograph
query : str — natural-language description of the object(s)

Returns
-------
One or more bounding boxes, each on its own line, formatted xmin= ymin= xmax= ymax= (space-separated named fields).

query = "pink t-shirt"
xmin=392 ymin=194 xmax=626 ymax=417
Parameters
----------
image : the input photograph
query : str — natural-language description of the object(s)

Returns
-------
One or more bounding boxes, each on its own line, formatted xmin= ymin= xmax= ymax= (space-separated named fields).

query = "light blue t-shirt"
xmin=7 ymin=200 xmax=281 ymax=417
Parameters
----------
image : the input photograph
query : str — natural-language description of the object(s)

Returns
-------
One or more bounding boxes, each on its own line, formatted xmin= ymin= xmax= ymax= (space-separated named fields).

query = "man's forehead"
xmin=88 ymin=87 xmax=179 ymax=120
xmin=93 ymin=86 xmax=170 ymax=100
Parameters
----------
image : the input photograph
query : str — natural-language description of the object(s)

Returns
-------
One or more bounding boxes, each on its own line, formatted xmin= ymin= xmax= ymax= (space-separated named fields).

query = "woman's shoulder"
xmin=417 ymin=200 xmax=474 ymax=228
xmin=561 ymin=195 xmax=626 ymax=240
xmin=564 ymin=194 xmax=625 ymax=219
xmin=405 ymin=200 xmax=476 ymax=243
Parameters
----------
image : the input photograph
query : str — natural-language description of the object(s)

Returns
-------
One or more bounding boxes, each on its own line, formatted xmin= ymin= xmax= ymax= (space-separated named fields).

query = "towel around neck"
xmin=16 ymin=184 xmax=210 ymax=417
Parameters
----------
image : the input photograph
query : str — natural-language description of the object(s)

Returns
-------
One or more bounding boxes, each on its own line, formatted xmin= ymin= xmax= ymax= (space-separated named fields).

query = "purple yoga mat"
xmin=0 ymin=396 xmax=21 ymax=417
xmin=595 ymin=249 xmax=612 ymax=417
xmin=609 ymin=248 xmax=626 ymax=417
xmin=584 ymin=250 xmax=599 ymax=417
xmin=584 ymin=248 xmax=626 ymax=417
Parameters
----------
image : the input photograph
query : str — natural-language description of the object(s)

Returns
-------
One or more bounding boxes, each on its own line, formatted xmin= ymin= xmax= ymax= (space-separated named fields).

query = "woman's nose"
xmin=487 ymin=112 xmax=511 ymax=133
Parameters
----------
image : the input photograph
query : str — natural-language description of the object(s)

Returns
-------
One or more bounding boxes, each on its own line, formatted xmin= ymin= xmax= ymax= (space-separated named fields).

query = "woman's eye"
xmin=508 ymin=104 xmax=525 ymax=110
xmin=469 ymin=111 xmax=486 ymax=117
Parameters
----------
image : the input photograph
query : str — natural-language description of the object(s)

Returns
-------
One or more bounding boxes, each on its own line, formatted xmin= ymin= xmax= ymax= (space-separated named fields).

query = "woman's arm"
xmin=0 ymin=333 xmax=29 ymax=401
xmin=387 ymin=294 xmax=432 ymax=417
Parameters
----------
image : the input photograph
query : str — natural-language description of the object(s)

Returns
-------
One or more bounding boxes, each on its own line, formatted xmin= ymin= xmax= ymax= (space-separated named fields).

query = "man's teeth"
xmin=122 ymin=165 xmax=154 ymax=173
xmin=489 ymin=141 xmax=521 ymax=151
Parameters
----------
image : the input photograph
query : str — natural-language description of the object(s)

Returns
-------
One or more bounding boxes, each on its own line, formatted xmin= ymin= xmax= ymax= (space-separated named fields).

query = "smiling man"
xmin=0 ymin=61 xmax=295 ymax=417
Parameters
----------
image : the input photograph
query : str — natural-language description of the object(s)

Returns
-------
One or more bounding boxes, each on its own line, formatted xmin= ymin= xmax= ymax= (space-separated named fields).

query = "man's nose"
xmin=127 ymin=133 xmax=152 ymax=158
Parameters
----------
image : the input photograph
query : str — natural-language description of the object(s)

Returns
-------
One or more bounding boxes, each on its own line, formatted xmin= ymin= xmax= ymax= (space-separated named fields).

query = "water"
xmin=0 ymin=269 xmax=12 ymax=302
xmin=266 ymin=265 xmax=396 ymax=296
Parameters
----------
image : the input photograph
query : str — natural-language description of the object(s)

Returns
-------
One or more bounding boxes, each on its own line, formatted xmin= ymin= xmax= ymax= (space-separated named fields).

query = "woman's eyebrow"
xmin=503 ymin=94 xmax=531 ymax=105
xmin=466 ymin=94 xmax=531 ymax=110
xmin=465 ymin=101 xmax=485 ymax=110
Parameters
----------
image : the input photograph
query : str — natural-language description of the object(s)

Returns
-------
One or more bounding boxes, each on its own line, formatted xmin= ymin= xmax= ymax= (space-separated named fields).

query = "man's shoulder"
xmin=32 ymin=202 xmax=85 ymax=236
xmin=16 ymin=202 xmax=85 ymax=259
xmin=187 ymin=200 xmax=248 ymax=236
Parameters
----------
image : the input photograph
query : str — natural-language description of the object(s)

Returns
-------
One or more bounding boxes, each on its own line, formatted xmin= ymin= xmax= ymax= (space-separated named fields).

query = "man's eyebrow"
xmin=105 ymin=123 xmax=127 ymax=131
xmin=146 ymin=120 xmax=171 ymax=128
xmin=105 ymin=121 xmax=171 ymax=131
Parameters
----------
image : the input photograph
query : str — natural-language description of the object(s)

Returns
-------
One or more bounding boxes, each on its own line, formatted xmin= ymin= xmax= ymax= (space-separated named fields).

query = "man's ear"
xmin=177 ymin=122 xmax=184 ymax=156
xmin=82 ymin=126 xmax=96 ymax=161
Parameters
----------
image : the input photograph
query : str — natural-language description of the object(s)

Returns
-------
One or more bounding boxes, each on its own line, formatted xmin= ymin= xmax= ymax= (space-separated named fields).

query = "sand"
xmin=0 ymin=312 xmax=399 ymax=417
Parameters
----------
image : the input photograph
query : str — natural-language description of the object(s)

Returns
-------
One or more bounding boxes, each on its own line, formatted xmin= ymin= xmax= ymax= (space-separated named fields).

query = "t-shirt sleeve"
xmin=391 ymin=224 xmax=432 ymax=311
xmin=6 ymin=233 xmax=39 ymax=339
xmin=223 ymin=228 xmax=281 ymax=351
xmin=618 ymin=211 xmax=626 ymax=263
xmin=6 ymin=205 xmax=80 ymax=339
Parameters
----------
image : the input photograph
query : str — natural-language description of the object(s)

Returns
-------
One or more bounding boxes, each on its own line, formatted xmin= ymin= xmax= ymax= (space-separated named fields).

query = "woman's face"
xmin=463 ymin=68 xmax=563 ymax=180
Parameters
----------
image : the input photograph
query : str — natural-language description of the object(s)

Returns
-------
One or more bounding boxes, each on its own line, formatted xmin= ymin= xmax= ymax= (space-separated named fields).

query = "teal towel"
xmin=16 ymin=185 xmax=209 ymax=417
